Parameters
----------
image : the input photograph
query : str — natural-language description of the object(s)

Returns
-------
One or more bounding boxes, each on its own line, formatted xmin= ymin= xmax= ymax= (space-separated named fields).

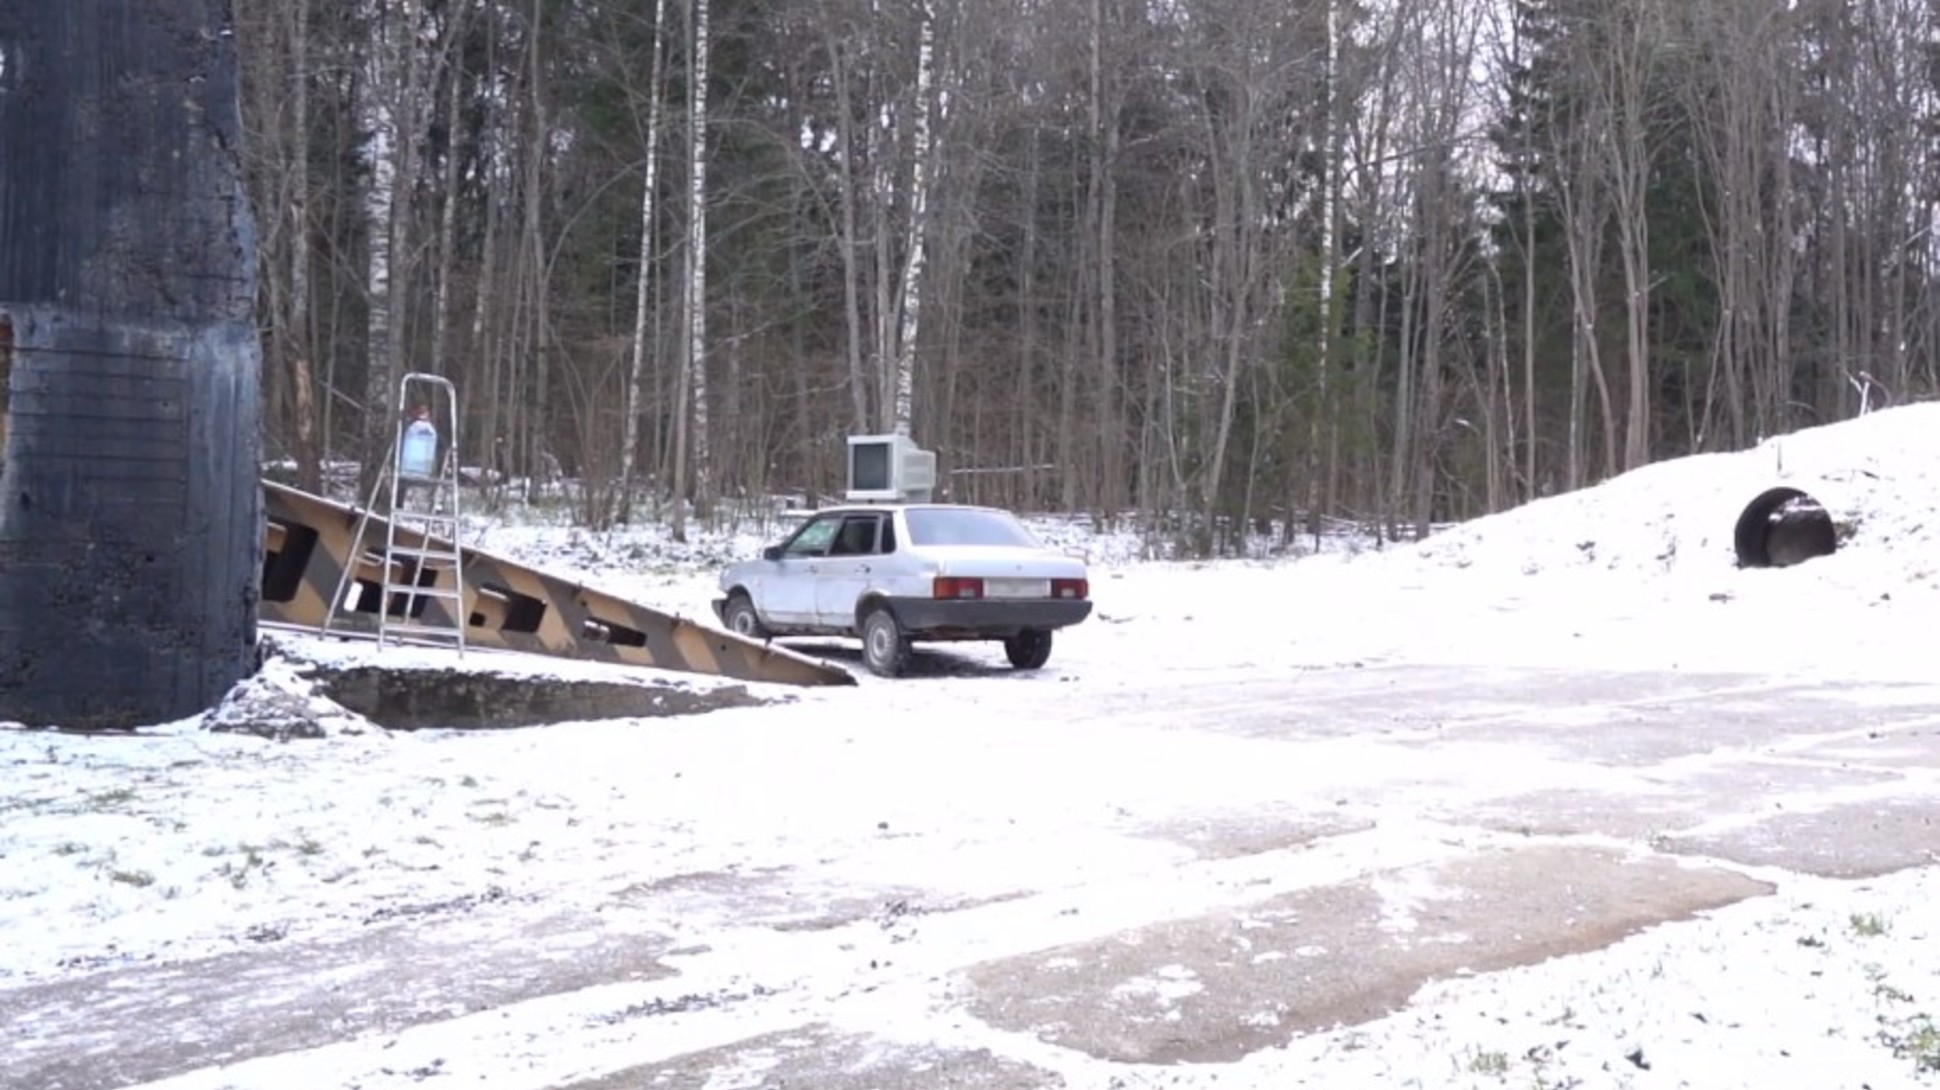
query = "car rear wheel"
xmin=1004 ymin=629 xmax=1053 ymax=670
xmin=723 ymin=592 xmax=769 ymax=640
xmin=861 ymin=608 xmax=910 ymax=678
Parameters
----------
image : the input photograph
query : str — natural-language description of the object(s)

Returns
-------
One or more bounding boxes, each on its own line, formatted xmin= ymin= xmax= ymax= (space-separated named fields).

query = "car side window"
xmin=830 ymin=514 xmax=882 ymax=557
xmin=782 ymin=517 xmax=840 ymax=558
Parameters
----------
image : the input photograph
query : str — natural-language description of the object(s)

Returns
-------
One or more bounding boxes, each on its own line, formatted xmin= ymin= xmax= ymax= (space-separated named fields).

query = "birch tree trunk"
xmin=870 ymin=40 xmax=897 ymax=432
xmin=1087 ymin=0 xmax=1122 ymax=512
xmin=672 ymin=0 xmax=712 ymax=540
xmin=888 ymin=0 xmax=937 ymax=436
xmin=689 ymin=0 xmax=712 ymax=520
xmin=522 ymin=0 xmax=551 ymax=498
xmin=471 ymin=103 xmax=505 ymax=499
xmin=1307 ymin=0 xmax=1341 ymax=533
xmin=289 ymin=0 xmax=320 ymax=492
xmin=370 ymin=0 xmax=428 ymax=498
xmin=619 ymin=0 xmax=671 ymax=524
xmin=1017 ymin=128 xmax=1042 ymax=508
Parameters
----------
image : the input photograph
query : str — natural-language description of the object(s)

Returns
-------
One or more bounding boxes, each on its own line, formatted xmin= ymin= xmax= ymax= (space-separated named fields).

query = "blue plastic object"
xmin=399 ymin=419 xmax=438 ymax=478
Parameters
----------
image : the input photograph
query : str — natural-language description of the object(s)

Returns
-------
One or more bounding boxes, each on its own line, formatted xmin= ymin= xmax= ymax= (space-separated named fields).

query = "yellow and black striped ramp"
xmin=259 ymin=481 xmax=854 ymax=688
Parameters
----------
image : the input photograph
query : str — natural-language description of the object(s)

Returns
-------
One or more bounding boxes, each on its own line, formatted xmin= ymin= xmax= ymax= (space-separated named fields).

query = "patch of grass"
xmin=1868 ymin=963 xmax=1916 ymax=1006
xmin=1852 ymin=912 xmax=1891 ymax=938
xmin=471 ymin=810 xmax=513 ymax=827
xmin=52 ymin=841 xmax=88 ymax=857
xmin=459 ymin=775 xmax=479 ymax=789
xmin=1882 ymin=1013 xmax=1940 ymax=1072
xmin=109 ymin=869 xmax=155 ymax=888
xmin=1467 ymin=1048 xmax=1510 ymax=1075
xmin=86 ymin=787 xmax=138 ymax=809
xmin=217 ymin=844 xmax=268 ymax=890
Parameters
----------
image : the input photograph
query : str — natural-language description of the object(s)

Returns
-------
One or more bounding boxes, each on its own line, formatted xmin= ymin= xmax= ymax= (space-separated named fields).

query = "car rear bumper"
xmin=885 ymin=596 xmax=1092 ymax=638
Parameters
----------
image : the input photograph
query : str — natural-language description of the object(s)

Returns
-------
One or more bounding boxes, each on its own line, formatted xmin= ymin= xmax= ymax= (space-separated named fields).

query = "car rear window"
xmin=903 ymin=508 xmax=1041 ymax=548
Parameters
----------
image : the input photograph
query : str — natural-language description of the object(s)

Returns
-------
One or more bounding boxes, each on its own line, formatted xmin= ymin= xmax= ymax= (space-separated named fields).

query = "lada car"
xmin=712 ymin=504 xmax=1092 ymax=677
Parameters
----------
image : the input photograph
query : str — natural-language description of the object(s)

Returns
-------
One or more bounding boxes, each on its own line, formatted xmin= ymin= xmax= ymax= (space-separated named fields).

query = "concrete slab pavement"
xmin=11 ymin=664 xmax=1940 ymax=1090
xmin=961 ymin=845 xmax=1769 ymax=1065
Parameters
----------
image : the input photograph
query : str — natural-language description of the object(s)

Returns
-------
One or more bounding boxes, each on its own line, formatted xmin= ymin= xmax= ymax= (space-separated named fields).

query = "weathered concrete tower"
xmin=0 ymin=0 xmax=263 ymax=727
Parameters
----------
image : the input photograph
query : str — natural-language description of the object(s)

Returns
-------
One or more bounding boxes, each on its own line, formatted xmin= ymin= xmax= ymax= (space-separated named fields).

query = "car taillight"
xmin=1052 ymin=578 xmax=1089 ymax=600
xmin=934 ymin=576 xmax=985 ymax=599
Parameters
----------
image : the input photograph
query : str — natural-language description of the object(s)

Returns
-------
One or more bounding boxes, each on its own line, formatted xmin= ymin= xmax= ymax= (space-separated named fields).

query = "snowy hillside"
xmin=1210 ymin=403 xmax=1940 ymax=682
xmin=1400 ymin=404 xmax=1938 ymax=589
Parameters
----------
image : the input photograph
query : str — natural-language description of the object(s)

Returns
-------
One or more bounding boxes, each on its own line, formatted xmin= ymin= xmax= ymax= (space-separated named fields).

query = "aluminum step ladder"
xmin=324 ymin=373 xmax=468 ymax=655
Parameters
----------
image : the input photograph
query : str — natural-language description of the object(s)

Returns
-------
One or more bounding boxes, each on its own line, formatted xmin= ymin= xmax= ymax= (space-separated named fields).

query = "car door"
xmin=813 ymin=512 xmax=887 ymax=629
xmin=764 ymin=515 xmax=841 ymax=626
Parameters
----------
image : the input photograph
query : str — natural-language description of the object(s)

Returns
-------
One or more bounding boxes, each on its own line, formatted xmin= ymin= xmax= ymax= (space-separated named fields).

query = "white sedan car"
xmin=712 ymin=503 xmax=1092 ymax=677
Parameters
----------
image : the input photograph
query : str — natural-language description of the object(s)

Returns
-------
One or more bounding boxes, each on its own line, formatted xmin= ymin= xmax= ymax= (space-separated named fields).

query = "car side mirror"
xmin=762 ymin=545 xmax=784 ymax=561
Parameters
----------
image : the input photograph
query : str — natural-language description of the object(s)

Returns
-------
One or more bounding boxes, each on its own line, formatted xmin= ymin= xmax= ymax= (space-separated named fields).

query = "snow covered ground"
xmin=9 ymin=405 xmax=1940 ymax=1089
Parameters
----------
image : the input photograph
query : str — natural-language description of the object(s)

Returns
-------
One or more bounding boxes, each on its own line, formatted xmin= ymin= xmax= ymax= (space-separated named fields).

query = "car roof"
xmin=807 ymin=502 xmax=1009 ymax=517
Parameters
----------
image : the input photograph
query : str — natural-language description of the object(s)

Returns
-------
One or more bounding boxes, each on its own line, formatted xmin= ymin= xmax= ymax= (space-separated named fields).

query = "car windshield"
xmin=903 ymin=507 xmax=1041 ymax=548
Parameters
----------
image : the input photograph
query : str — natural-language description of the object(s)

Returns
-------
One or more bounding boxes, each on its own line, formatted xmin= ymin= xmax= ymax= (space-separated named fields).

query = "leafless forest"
xmin=235 ymin=0 xmax=1940 ymax=549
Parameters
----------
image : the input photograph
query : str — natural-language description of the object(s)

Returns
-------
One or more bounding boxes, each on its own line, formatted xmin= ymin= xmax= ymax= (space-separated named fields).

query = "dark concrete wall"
xmin=0 ymin=1 xmax=263 ymax=727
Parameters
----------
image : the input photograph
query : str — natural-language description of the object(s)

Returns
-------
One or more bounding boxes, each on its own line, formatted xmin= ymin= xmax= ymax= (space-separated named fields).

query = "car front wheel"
xmin=1004 ymin=629 xmax=1053 ymax=670
xmin=861 ymin=608 xmax=910 ymax=678
xmin=723 ymin=592 xmax=769 ymax=640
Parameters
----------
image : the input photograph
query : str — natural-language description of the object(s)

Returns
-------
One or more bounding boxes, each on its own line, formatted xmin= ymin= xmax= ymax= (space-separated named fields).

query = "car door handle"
xmin=858 ymin=564 xmax=871 ymax=574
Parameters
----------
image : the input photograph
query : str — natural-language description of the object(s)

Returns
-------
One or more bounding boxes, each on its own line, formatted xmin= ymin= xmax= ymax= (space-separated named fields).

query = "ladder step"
xmin=381 ymin=622 xmax=467 ymax=640
xmin=382 ymin=586 xmax=464 ymax=601
xmin=388 ymin=545 xmax=463 ymax=561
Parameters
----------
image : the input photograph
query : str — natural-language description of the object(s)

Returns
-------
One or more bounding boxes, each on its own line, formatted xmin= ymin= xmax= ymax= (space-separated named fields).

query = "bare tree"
xmin=1085 ymin=0 xmax=1126 ymax=514
xmin=671 ymin=0 xmax=712 ymax=541
xmin=1545 ymin=27 xmax=1619 ymax=488
xmin=361 ymin=0 xmax=430 ymax=495
xmin=619 ymin=0 xmax=672 ymax=523
xmin=886 ymin=0 xmax=939 ymax=435
xmin=824 ymin=9 xmax=874 ymax=431
xmin=428 ymin=0 xmax=474 ymax=382
xmin=217 ymin=0 xmax=1940 ymax=557
xmin=1594 ymin=0 xmax=1658 ymax=471
xmin=1304 ymin=0 xmax=1344 ymax=533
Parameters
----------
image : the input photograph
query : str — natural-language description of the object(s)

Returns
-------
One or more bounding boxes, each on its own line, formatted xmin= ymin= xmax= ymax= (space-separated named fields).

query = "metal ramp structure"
xmin=260 ymin=482 xmax=852 ymax=687
xmin=325 ymin=373 xmax=469 ymax=653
